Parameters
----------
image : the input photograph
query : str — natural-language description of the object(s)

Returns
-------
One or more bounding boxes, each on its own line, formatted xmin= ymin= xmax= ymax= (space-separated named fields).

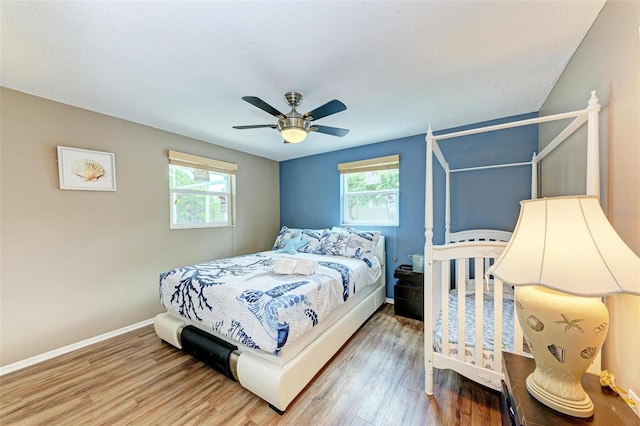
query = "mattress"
xmin=434 ymin=288 xmax=515 ymax=370
xmin=160 ymin=250 xmax=381 ymax=357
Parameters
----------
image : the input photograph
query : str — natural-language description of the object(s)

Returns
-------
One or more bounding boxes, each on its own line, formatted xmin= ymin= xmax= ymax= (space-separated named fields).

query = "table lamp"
xmin=487 ymin=195 xmax=640 ymax=418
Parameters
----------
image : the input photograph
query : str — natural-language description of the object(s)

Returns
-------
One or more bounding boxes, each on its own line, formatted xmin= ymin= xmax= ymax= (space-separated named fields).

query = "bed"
xmin=423 ymin=91 xmax=602 ymax=394
xmin=153 ymin=227 xmax=386 ymax=413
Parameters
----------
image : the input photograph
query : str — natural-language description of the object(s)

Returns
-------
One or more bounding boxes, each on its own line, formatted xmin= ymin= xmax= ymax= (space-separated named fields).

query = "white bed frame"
xmin=423 ymin=92 xmax=602 ymax=394
xmin=154 ymin=236 xmax=386 ymax=413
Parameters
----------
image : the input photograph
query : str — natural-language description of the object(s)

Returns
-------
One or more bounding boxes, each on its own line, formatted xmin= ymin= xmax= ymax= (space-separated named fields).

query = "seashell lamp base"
xmin=515 ymin=286 xmax=609 ymax=418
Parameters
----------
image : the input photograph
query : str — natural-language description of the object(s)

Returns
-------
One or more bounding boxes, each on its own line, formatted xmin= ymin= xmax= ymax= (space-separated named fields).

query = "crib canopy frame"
xmin=422 ymin=91 xmax=601 ymax=395
xmin=425 ymin=90 xmax=601 ymax=246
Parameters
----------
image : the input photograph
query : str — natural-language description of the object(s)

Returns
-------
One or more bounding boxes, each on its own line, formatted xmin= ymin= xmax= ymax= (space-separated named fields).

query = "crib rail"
xmin=448 ymin=229 xmax=512 ymax=244
xmin=425 ymin=241 xmax=526 ymax=394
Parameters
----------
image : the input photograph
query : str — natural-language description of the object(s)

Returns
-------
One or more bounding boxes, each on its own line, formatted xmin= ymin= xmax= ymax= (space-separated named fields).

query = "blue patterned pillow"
xmin=273 ymin=227 xmax=327 ymax=253
xmin=343 ymin=229 xmax=381 ymax=265
xmin=317 ymin=229 xmax=381 ymax=266
xmin=273 ymin=226 xmax=297 ymax=250
xmin=316 ymin=229 xmax=350 ymax=256
xmin=298 ymin=229 xmax=326 ymax=254
xmin=275 ymin=232 xmax=310 ymax=254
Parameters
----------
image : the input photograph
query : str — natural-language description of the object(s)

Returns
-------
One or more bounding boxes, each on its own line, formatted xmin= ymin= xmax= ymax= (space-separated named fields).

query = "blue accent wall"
xmin=280 ymin=113 xmax=538 ymax=298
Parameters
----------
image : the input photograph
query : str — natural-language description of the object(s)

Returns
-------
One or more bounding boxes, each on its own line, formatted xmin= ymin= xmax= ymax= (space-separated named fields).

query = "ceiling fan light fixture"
xmin=234 ymin=92 xmax=348 ymax=143
xmin=281 ymin=127 xmax=308 ymax=143
xmin=278 ymin=116 xmax=310 ymax=143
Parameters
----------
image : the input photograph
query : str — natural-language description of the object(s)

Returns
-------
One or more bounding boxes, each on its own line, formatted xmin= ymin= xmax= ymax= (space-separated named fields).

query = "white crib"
xmin=423 ymin=91 xmax=602 ymax=394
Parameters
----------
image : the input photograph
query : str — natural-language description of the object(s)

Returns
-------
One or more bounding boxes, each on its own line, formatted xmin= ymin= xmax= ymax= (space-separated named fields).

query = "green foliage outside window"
xmin=344 ymin=169 xmax=399 ymax=225
xmin=170 ymin=165 xmax=230 ymax=227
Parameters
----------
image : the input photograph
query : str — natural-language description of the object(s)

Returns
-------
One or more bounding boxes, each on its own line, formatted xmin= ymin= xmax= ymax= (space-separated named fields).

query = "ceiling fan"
xmin=233 ymin=91 xmax=349 ymax=144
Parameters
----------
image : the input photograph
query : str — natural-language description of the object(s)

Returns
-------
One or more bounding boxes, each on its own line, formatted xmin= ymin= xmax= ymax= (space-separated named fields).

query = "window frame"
xmin=168 ymin=150 xmax=237 ymax=230
xmin=338 ymin=155 xmax=400 ymax=227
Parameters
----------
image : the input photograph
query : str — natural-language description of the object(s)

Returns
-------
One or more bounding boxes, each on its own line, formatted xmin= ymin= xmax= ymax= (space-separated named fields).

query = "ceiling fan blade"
xmin=303 ymin=99 xmax=347 ymax=121
xmin=311 ymin=125 xmax=349 ymax=137
xmin=232 ymin=124 xmax=277 ymax=129
xmin=241 ymin=96 xmax=284 ymax=118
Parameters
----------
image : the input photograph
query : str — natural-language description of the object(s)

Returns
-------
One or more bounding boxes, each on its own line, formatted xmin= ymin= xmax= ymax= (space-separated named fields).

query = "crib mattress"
xmin=434 ymin=289 xmax=515 ymax=370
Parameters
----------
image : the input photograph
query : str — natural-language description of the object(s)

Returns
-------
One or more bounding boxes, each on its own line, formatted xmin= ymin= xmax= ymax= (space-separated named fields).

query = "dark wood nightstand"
xmin=501 ymin=352 xmax=639 ymax=425
xmin=393 ymin=264 xmax=423 ymax=321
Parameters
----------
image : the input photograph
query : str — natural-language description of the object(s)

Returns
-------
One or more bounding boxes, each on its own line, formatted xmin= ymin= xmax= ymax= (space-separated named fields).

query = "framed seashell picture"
xmin=57 ymin=146 xmax=116 ymax=191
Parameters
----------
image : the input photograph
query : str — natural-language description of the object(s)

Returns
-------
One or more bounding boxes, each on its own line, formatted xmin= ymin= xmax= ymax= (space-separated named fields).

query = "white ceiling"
xmin=1 ymin=1 xmax=605 ymax=162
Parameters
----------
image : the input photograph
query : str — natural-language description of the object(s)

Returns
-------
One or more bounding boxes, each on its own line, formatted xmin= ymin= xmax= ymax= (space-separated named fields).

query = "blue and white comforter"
xmin=160 ymin=251 xmax=379 ymax=355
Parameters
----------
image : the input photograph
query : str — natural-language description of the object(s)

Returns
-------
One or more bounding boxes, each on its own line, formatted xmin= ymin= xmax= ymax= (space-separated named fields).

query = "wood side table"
xmin=501 ymin=352 xmax=639 ymax=425
xmin=393 ymin=264 xmax=423 ymax=321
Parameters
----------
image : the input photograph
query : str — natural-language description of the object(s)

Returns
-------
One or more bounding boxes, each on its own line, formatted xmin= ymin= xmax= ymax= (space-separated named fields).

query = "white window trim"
xmin=338 ymin=155 xmax=400 ymax=227
xmin=168 ymin=150 xmax=237 ymax=229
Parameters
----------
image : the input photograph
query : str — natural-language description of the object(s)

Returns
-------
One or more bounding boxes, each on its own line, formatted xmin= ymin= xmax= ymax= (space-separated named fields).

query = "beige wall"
xmin=539 ymin=1 xmax=639 ymax=395
xmin=0 ymin=88 xmax=280 ymax=366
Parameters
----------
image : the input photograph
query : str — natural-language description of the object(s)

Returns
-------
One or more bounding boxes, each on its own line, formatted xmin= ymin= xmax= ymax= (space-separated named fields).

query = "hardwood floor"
xmin=0 ymin=304 xmax=501 ymax=425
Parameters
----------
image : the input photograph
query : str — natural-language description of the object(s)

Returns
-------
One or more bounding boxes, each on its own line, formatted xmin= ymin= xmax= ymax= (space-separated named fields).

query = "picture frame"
xmin=57 ymin=146 xmax=117 ymax=191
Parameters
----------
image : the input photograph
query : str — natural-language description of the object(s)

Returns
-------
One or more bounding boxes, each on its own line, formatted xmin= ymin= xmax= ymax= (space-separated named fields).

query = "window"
xmin=338 ymin=154 xmax=399 ymax=226
xmin=168 ymin=150 xmax=237 ymax=229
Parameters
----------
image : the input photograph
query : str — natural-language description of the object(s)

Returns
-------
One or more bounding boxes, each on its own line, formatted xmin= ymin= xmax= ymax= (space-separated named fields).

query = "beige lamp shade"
xmin=488 ymin=196 xmax=640 ymax=297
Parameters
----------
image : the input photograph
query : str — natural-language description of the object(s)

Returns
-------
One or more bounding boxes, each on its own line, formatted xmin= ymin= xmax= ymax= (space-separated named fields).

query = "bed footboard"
xmin=154 ymin=281 xmax=385 ymax=412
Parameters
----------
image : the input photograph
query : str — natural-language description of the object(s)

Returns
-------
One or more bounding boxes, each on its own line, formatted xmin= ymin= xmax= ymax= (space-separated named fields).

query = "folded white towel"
xmin=273 ymin=258 xmax=318 ymax=276
xmin=294 ymin=259 xmax=317 ymax=275
xmin=273 ymin=258 xmax=297 ymax=275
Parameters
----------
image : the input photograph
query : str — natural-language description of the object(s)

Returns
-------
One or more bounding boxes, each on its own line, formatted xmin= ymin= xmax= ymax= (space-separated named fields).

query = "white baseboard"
xmin=0 ymin=318 xmax=154 ymax=376
xmin=2 ymin=300 xmax=396 ymax=376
